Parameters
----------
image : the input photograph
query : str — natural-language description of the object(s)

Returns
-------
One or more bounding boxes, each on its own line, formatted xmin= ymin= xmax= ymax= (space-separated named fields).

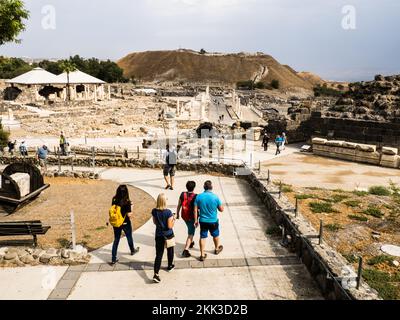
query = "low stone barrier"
xmin=0 ymin=246 xmax=90 ymax=268
xmin=312 ymin=138 xmax=400 ymax=169
xmin=245 ymin=171 xmax=380 ymax=300
xmin=0 ymin=156 xmax=243 ymax=177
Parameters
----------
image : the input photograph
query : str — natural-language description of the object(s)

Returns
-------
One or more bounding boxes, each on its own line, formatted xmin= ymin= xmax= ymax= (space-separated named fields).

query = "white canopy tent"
xmin=6 ymin=68 xmax=110 ymax=102
xmin=55 ymin=70 xmax=109 ymax=101
xmin=6 ymin=67 xmax=60 ymax=85
xmin=55 ymin=70 xmax=105 ymax=84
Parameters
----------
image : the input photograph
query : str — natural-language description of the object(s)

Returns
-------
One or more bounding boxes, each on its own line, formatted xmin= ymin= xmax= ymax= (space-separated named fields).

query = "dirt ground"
xmin=263 ymin=152 xmax=400 ymax=191
xmin=0 ymin=177 xmax=155 ymax=251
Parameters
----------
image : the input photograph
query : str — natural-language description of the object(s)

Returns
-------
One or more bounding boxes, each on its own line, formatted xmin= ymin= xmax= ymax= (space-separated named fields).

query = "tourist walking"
xmin=7 ymin=140 xmax=16 ymax=156
xmin=37 ymin=145 xmax=49 ymax=172
xmin=19 ymin=141 xmax=28 ymax=156
xmin=262 ymin=133 xmax=270 ymax=151
xmin=109 ymin=185 xmax=140 ymax=265
xmin=59 ymin=132 xmax=67 ymax=156
xmin=282 ymin=132 xmax=288 ymax=150
xmin=194 ymin=181 xmax=224 ymax=261
xmin=163 ymin=144 xmax=177 ymax=190
xmin=176 ymin=181 xmax=197 ymax=258
xmin=275 ymin=135 xmax=283 ymax=156
xmin=152 ymin=193 xmax=176 ymax=283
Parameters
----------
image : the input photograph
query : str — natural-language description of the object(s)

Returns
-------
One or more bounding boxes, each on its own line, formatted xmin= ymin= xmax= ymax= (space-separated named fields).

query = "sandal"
xmin=215 ymin=245 xmax=224 ymax=255
xmin=199 ymin=254 xmax=207 ymax=261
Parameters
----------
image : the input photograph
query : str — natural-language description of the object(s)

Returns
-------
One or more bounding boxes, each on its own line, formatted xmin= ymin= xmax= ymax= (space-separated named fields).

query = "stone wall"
xmin=245 ymin=171 xmax=380 ymax=300
xmin=309 ymin=113 xmax=400 ymax=149
xmin=312 ymin=138 xmax=400 ymax=169
xmin=0 ymin=156 xmax=243 ymax=176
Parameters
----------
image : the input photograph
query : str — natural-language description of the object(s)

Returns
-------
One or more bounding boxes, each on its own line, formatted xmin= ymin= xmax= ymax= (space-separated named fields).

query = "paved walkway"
xmin=0 ymin=168 xmax=322 ymax=300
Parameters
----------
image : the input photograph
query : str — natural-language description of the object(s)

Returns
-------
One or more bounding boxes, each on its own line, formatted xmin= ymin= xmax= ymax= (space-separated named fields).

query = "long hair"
xmin=114 ymin=185 xmax=130 ymax=206
xmin=156 ymin=193 xmax=167 ymax=211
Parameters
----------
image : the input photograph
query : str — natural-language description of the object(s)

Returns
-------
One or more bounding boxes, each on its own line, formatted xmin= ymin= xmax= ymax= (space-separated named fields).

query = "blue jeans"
xmin=112 ymin=222 xmax=135 ymax=262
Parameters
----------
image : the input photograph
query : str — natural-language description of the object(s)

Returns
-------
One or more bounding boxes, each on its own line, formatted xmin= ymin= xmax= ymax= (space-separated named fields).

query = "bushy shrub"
xmin=363 ymin=207 xmax=384 ymax=218
xmin=309 ymin=201 xmax=338 ymax=213
xmin=368 ymin=186 xmax=391 ymax=196
xmin=271 ymin=79 xmax=280 ymax=89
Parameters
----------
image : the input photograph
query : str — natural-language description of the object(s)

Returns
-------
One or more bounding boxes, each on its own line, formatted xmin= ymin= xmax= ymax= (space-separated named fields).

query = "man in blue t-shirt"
xmin=194 ymin=180 xmax=224 ymax=261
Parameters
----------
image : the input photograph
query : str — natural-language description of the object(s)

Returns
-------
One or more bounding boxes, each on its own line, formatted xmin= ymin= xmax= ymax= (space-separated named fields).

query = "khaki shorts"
xmin=163 ymin=164 xmax=176 ymax=177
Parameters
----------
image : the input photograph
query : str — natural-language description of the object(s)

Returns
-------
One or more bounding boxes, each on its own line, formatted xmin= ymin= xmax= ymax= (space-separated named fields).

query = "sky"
xmin=1 ymin=0 xmax=399 ymax=81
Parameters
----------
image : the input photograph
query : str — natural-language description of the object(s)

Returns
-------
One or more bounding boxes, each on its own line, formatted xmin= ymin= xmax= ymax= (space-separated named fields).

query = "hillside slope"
xmin=118 ymin=50 xmax=314 ymax=89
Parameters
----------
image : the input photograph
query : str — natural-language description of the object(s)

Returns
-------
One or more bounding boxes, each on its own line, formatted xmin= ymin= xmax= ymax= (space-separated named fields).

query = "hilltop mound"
xmin=117 ymin=50 xmax=314 ymax=90
xmin=297 ymin=71 xmax=326 ymax=86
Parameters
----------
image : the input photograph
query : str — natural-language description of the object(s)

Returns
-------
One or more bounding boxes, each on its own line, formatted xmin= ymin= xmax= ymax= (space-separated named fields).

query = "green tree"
xmin=255 ymin=82 xmax=266 ymax=89
xmin=0 ymin=56 xmax=32 ymax=78
xmin=0 ymin=0 xmax=29 ymax=45
xmin=38 ymin=60 xmax=63 ymax=75
xmin=60 ymin=60 xmax=77 ymax=101
xmin=236 ymin=80 xmax=255 ymax=90
xmin=200 ymin=48 xmax=207 ymax=54
xmin=271 ymin=79 xmax=280 ymax=89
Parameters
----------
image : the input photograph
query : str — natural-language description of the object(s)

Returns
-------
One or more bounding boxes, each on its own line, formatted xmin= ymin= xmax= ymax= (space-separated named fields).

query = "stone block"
xmin=325 ymin=140 xmax=344 ymax=147
xmin=189 ymin=260 xmax=205 ymax=268
xmin=382 ymin=147 xmax=398 ymax=155
xmin=203 ymin=259 xmax=219 ymax=268
xmin=355 ymin=144 xmax=376 ymax=152
xmin=342 ymin=142 xmax=357 ymax=149
xmin=380 ymin=155 xmax=400 ymax=168
xmin=312 ymin=138 xmax=327 ymax=145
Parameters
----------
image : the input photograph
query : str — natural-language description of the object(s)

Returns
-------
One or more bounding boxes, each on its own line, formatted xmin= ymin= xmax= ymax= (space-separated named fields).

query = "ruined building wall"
xmin=309 ymin=113 xmax=400 ymax=149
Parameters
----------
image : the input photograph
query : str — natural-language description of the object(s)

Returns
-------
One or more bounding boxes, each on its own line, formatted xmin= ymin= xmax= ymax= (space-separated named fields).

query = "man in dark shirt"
xmin=262 ymin=133 xmax=270 ymax=151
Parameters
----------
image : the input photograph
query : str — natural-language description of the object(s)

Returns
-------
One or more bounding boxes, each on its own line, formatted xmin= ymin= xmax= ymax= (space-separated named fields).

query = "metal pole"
xmin=356 ymin=257 xmax=363 ymax=289
xmin=319 ymin=219 xmax=323 ymax=245
xmin=58 ymin=153 xmax=61 ymax=172
xmin=70 ymin=210 xmax=76 ymax=250
xmin=267 ymin=169 xmax=270 ymax=184
xmin=91 ymin=147 xmax=95 ymax=172
xmin=137 ymin=146 xmax=140 ymax=160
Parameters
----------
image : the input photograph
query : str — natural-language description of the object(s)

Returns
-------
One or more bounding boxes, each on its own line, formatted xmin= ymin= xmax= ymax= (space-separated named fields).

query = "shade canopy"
xmin=6 ymin=67 xmax=60 ymax=85
xmin=6 ymin=68 xmax=106 ymax=85
xmin=55 ymin=70 xmax=105 ymax=84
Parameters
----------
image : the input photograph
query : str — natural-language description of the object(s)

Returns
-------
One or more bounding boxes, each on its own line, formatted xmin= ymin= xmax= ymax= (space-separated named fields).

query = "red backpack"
xmin=181 ymin=192 xmax=196 ymax=221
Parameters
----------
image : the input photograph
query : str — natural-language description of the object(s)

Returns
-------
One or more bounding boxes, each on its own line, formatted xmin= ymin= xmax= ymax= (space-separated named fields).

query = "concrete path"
xmin=66 ymin=168 xmax=322 ymax=300
xmin=0 ymin=167 xmax=322 ymax=300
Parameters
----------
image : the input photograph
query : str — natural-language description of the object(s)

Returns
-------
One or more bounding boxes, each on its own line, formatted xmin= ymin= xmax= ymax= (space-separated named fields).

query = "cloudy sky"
xmin=1 ymin=0 xmax=399 ymax=81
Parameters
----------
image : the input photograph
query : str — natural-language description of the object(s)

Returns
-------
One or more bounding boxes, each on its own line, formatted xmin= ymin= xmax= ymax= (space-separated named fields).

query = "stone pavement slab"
xmin=0 ymin=266 xmax=67 ymax=300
